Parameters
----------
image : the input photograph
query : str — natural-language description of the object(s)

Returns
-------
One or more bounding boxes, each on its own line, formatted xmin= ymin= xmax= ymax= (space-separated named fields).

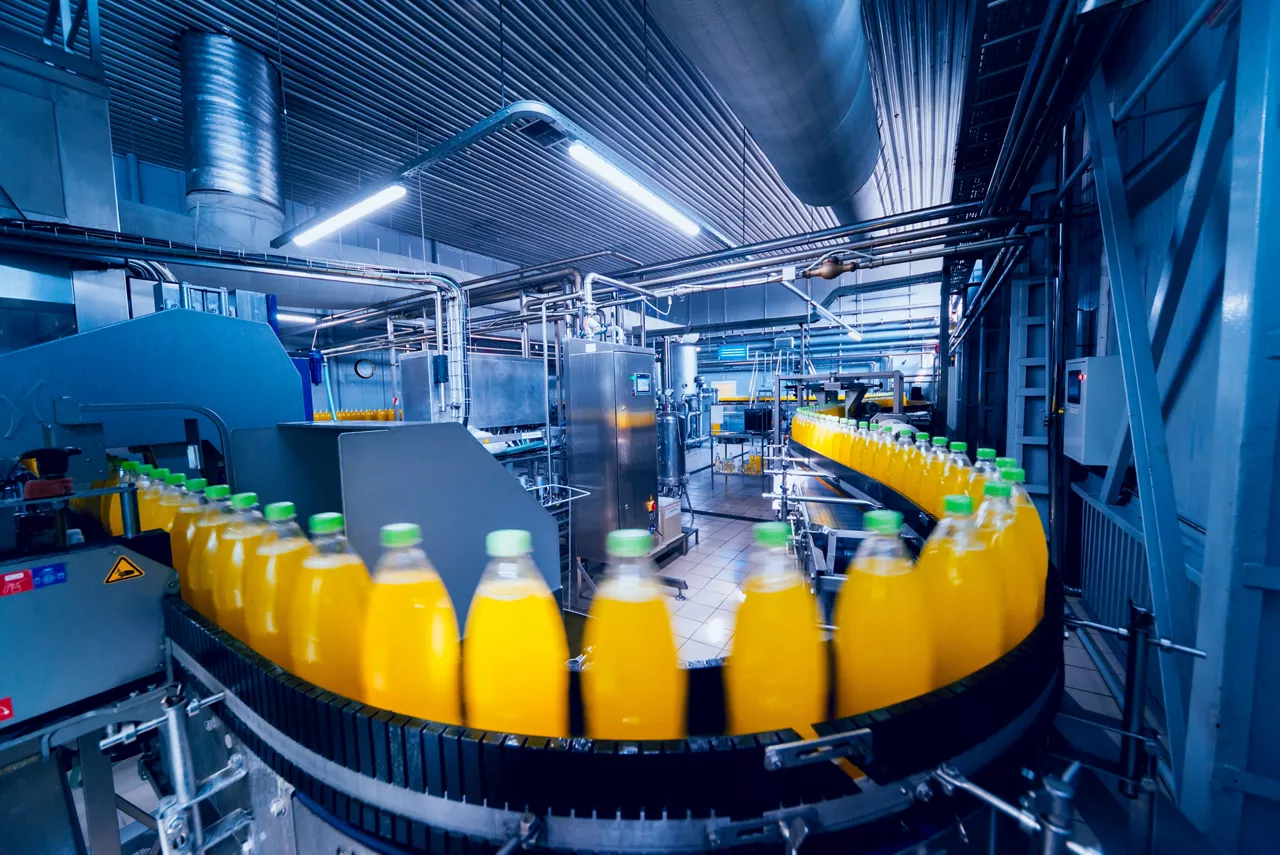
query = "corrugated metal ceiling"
xmin=1 ymin=1 xmax=976 ymax=269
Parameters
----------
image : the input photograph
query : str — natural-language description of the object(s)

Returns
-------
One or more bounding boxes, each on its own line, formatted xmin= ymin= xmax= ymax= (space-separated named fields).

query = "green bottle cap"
xmin=381 ymin=522 xmax=422 ymax=548
xmin=882 ymin=424 xmax=894 ymax=432
xmin=186 ymin=478 xmax=208 ymax=492
xmin=229 ymin=492 xmax=258 ymax=510
xmin=976 ymin=448 xmax=996 ymax=459
xmin=137 ymin=464 xmax=155 ymax=475
xmin=164 ymin=473 xmax=186 ymax=486
xmin=916 ymin=432 xmax=930 ymax=440
xmin=931 ymin=436 xmax=948 ymax=446
xmin=263 ymin=501 xmax=295 ymax=521
xmin=984 ymin=481 xmax=1013 ymax=498
xmin=607 ymin=529 xmax=652 ymax=558
xmin=120 ymin=461 xmax=140 ymax=472
xmin=487 ymin=529 xmax=532 ymax=557
xmin=863 ymin=510 xmax=903 ymax=535
xmin=898 ymin=425 xmax=915 ymax=434
xmin=860 ymin=421 xmax=870 ymax=428
xmin=1001 ymin=467 xmax=1027 ymax=484
xmin=309 ymin=512 xmax=345 ymax=535
xmin=753 ymin=521 xmax=791 ymax=548
xmin=950 ymin=441 xmax=968 ymax=452
xmin=151 ymin=468 xmax=170 ymax=481
xmin=943 ymin=494 xmax=974 ymax=515
xmin=995 ymin=456 xmax=1017 ymax=468
xmin=204 ymin=484 xmax=230 ymax=500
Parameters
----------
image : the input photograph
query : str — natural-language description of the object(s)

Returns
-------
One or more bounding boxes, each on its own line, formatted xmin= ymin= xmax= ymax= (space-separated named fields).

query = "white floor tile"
xmin=678 ymin=638 xmax=721 ymax=662
xmin=677 ymin=602 xmax=715 ymax=621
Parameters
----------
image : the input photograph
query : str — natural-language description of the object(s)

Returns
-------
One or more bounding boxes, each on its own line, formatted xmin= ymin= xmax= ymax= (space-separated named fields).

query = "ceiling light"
xmin=847 ymin=328 xmax=864 ymax=341
xmin=291 ymin=184 xmax=407 ymax=247
xmin=567 ymin=141 xmax=701 ymax=237
xmin=277 ymin=312 xmax=318 ymax=325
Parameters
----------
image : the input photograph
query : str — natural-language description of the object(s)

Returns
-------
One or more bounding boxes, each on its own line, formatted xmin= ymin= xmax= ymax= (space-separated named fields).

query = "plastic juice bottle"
xmin=154 ymin=472 xmax=187 ymax=535
xmin=935 ymin=442 xmax=972 ymax=517
xmin=995 ymin=456 xmax=1018 ymax=471
xmin=132 ymin=465 xmax=155 ymax=530
xmin=464 ymin=529 xmax=569 ymax=736
xmin=834 ymin=510 xmax=935 ymax=716
xmin=290 ymin=513 xmax=372 ymax=700
xmin=905 ymin=432 xmax=931 ymax=504
xmin=975 ymin=480 xmax=1036 ymax=650
xmin=1001 ymin=467 xmax=1048 ymax=620
xmin=855 ymin=421 xmax=873 ymax=472
xmin=834 ymin=420 xmax=854 ymax=467
xmin=211 ymin=493 xmax=268 ymax=643
xmin=966 ymin=448 xmax=999 ymax=506
xmin=361 ymin=523 xmax=462 ymax=722
xmin=187 ymin=485 xmax=233 ymax=617
xmin=726 ymin=522 xmax=827 ymax=734
xmin=581 ymin=529 xmax=685 ymax=739
xmin=140 ymin=468 xmax=170 ymax=531
xmin=915 ymin=437 xmax=950 ymax=514
xmin=916 ymin=495 xmax=1005 ymax=686
xmin=107 ymin=461 xmax=140 ymax=536
xmin=860 ymin=424 xmax=883 ymax=479
xmin=95 ymin=457 xmax=120 ymax=525
xmin=873 ymin=424 xmax=898 ymax=482
xmin=885 ymin=427 xmax=917 ymax=494
xmin=169 ymin=478 xmax=207 ymax=583
xmin=243 ymin=502 xmax=315 ymax=668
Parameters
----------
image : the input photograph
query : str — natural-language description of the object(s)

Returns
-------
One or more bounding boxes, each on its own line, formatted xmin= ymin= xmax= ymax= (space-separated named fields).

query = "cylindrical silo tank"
xmin=670 ymin=344 xmax=700 ymax=398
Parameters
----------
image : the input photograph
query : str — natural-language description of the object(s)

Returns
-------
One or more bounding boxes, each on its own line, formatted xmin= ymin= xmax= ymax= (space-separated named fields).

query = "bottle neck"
xmin=749 ymin=545 xmax=795 ymax=581
xmin=948 ymin=451 xmax=970 ymax=466
xmin=313 ymin=532 xmax=352 ymax=555
xmin=607 ymin=554 xmax=654 ymax=580
xmin=268 ymin=518 xmax=304 ymax=539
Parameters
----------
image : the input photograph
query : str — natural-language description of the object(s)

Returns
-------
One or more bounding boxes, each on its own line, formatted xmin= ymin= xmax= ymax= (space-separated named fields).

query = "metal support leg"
xmin=1119 ymin=602 xmax=1155 ymax=798
xmin=1082 ymin=71 xmax=1192 ymax=788
xmin=78 ymin=731 xmax=123 ymax=855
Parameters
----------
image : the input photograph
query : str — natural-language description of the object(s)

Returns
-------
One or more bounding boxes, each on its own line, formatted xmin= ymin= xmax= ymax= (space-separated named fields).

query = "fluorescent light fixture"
xmin=567 ymin=141 xmax=701 ymax=237
xmin=847 ymin=328 xmax=864 ymax=341
xmin=276 ymin=312 xmax=318 ymax=325
xmin=292 ymin=184 xmax=408 ymax=247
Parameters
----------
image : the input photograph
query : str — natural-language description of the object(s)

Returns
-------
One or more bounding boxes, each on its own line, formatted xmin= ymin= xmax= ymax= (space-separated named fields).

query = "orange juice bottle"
xmin=243 ymin=502 xmax=315 ymax=668
xmin=581 ymin=530 xmax=684 ymax=738
xmin=995 ymin=455 xmax=1018 ymax=472
xmin=833 ymin=420 xmax=853 ymax=466
xmin=861 ymin=424 xmax=884 ymax=479
xmin=187 ymin=485 xmax=233 ymax=617
xmin=133 ymin=465 xmax=156 ymax=530
xmin=107 ymin=461 xmax=140 ymax=536
xmin=1000 ymin=468 xmax=1048 ymax=618
xmin=916 ymin=495 xmax=1004 ymax=686
xmin=169 ymin=478 xmax=207 ymax=579
xmin=95 ymin=457 xmax=120 ymax=528
xmin=913 ymin=437 xmax=949 ymax=514
xmin=142 ymin=468 xmax=171 ymax=531
xmin=361 ymin=523 xmax=461 ymax=723
xmin=290 ymin=513 xmax=372 ymax=700
xmin=726 ymin=522 xmax=826 ymax=734
xmin=934 ymin=442 xmax=972 ymax=516
xmin=975 ymin=480 xmax=1035 ymax=650
xmin=903 ymin=432 xmax=932 ymax=503
xmin=834 ymin=510 xmax=934 ymax=716
xmin=885 ymin=426 xmax=917 ymax=494
xmin=464 ymin=529 xmax=569 ymax=736
xmin=966 ymin=448 xmax=999 ymax=506
xmin=872 ymin=424 xmax=898 ymax=482
xmin=154 ymin=472 xmax=187 ymax=535
xmin=211 ymin=493 xmax=268 ymax=643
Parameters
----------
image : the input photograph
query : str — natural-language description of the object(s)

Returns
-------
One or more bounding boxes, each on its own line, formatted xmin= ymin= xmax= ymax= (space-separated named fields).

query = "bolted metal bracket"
xmin=763 ymin=728 xmax=873 ymax=771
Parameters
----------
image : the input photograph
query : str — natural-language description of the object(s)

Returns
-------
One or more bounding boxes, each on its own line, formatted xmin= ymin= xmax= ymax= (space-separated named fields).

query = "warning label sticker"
xmin=104 ymin=556 xmax=145 ymax=585
xmin=0 ymin=570 xmax=32 ymax=598
xmin=0 ymin=697 xmax=12 ymax=722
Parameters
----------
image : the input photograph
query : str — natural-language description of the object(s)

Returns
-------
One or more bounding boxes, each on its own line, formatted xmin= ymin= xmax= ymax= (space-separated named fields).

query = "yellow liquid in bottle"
xmin=290 ymin=553 xmax=371 ymax=701
xmin=361 ymin=569 xmax=461 ymax=723
xmin=244 ymin=537 xmax=315 ymax=668
xmin=1016 ymin=497 xmax=1049 ymax=609
xmin=726 ymin=576 xmax=827 ymax=734
xmin=463 ymin=577 xmax=569 ymax=737
xmin=966 ymin=473 xmax=989 ymax=506
xmin=188 ymin=516 xmax=232 ymax=618
xmin=155 ymin=494 xmax=183 ymax=538
xmin=581 ymin=577 xmax=685 ymax=739
xmin=887 ymin=443 xmax=914 ymax=494
xmin=212 ymin=525 xmax=267 ymax=643
xmin=936 ymin=464 xmax=971 ymax=516
xmin=834 ymin=556 xmax=935 ymax=716
xmin=137 ymin=485 xmax=159 ymax=532
xmin=170 ymin=505 xmax=202 ymax=576
xmin=916 ymin=533 xmax=1005 ymax=686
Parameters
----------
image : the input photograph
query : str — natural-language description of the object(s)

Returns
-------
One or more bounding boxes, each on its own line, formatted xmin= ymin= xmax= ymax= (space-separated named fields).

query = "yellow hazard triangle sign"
xmin=104 ymin=555 xmax=145 ymax=585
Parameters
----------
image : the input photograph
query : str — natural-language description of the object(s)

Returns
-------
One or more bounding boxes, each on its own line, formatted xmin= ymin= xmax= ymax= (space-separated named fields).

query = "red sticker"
xmin=0 ymin=570 xmax=32 ymax=597
xmin=0 ymin=697 xmax=12 ymax=722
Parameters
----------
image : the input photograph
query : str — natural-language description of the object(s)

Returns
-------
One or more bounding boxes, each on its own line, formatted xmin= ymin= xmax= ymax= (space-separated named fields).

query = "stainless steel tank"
xmin=671 ymin=344 xmax=700 ymax=397
xmin=657 ymin=408 xmax=686 ymax=491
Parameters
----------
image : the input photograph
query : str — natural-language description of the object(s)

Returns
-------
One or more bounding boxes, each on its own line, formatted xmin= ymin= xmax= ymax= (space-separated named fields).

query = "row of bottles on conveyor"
xmin=81 ymin=454 xmax=1044 ymax=740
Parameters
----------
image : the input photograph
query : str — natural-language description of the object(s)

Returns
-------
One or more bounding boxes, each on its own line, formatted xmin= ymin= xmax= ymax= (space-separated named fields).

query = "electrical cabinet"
xmin=1063 ymin=355 xmax=1125 ymax=465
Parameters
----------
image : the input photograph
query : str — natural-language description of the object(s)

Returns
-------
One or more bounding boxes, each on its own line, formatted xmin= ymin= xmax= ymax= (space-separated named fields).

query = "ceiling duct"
xmin=647 ymin=0 xmax=882 ymax=223
xmin=180 ymin=31 xmax=285 ymax=249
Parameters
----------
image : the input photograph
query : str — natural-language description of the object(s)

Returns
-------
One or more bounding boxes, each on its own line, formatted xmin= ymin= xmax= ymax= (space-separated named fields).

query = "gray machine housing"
xmin=401 ymin=351 xmax=546 ymax=430
xmin=564 ymin=339 xmax=659 ymax=564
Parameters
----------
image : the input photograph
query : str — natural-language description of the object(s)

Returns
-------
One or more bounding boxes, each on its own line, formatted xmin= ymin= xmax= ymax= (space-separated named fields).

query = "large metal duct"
xmin=180 ymin=31 xmax=285 ymax=249
xmin=648 ymin=0 xmax=882 ymax=223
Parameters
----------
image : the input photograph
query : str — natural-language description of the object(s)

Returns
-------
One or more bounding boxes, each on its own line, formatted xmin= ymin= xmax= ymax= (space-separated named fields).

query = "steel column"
xmin=1101 ymin=23 xmax=1239 ymax=503
xmin=1182 ymin=0 xmax=1280 ymax=848
xmin=1081 ymin=72 xmax=1193 ymax=788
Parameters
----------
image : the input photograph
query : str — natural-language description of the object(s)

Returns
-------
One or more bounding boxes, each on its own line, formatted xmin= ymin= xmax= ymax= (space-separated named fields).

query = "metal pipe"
xmin=1048 ymin=0 xmax=1225 ymax=209
xmin=119 ymin=484 xmax=140 ymax=538
xmin=322 ymin=360 xmax=339 ymax=422
xmin=1119 ymin=603 xmax=1155 ymax=798
xmin=622 ymin=200 xmax=982 ymax=278
xmin=582 ymin=272 xmax=660 ymax=308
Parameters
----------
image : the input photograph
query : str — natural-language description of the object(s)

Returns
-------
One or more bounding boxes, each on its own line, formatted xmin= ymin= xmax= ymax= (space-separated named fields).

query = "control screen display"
xmin=632 ymin=373 xmax=652 ymax=395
